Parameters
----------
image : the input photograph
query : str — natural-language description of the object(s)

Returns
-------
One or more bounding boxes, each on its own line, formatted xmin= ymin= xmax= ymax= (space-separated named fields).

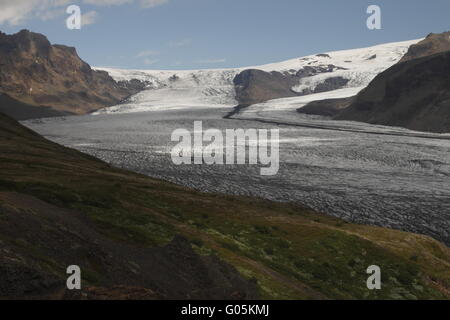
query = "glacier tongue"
xmin=93 ymin=68 xmax=241 ymax=113
xmin=94 ymin=39 xmax=420 ymax=115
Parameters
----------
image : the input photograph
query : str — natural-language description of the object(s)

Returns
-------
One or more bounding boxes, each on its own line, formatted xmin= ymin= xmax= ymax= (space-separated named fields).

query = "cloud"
xmin=0 ymin=0 xmax=169 ymax=26
xmin=143 ymin=58 xmax=159 ymax=65
xmin=0 ymin=0 xmax=36 ymax=25
xmin=135 ymin=49 xmax=159 ymax=58
xmin=139 ymin=0 xmax=169 ymax=8
xmin=83 ymin=0 xmax=169 ymax=7
xmin=168 ymin=38 xmax=192 ymax=47
xmin=81 ymin=10 xmax=98 ymax=26
xmin=0 ymin=0 xmax=71 ymax=25
xmin=83 ymin=0 xmax=133 ymax=6
xmin=196 ymin=58 xmax=227 ymax=64
xmin=39 ymin=8 xmax=68 ymax=21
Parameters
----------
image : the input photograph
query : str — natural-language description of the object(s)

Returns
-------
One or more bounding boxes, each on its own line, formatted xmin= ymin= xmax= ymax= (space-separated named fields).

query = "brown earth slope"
xmin=0 ymin=30 xmax=135 ymax=117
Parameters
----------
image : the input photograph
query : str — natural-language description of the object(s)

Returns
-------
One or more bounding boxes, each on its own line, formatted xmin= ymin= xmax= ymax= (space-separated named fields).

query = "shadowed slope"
xmin=336 ymin=51 xmax=450 ymax=133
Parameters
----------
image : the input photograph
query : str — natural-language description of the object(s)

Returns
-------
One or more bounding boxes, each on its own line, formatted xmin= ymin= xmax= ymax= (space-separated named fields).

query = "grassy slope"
xmin=0 ymin=112 xmax=449 ymax=300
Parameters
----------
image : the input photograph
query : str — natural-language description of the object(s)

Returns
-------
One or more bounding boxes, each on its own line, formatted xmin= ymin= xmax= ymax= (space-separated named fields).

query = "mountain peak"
xmin=400 ymin=30 xmax=450 ymax=62
xmin=0 ymin=29 xmax=52 ymax=59
xmin=0 ymin=29 xmax=138 ymax=117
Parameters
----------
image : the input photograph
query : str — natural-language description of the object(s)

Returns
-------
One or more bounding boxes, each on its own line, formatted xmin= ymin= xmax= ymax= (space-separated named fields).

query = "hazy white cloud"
xmin=135 ymin=49 xmax=159 ymax=58
xmin=0 ymin=0 xmax=71 ymax=25
xmin=39 ymin=8 xmax=67 ymax=21
xmin=143 ymin=58 xmax=159 ymax=65
xmin=83 ymin=0 xmax=168 ymax=7
xmin=81 ymin=10 xmax=98 ymax=26
xmin=0 ymin=0 xmax=169 ymax=26
xmin=168 ymin=38 xmax=192 ymax=47
xmin=83 ymin=0 xmax=133 ymax=6
xmin=139 ymin=0 xmax=169 ymax=8
xmin=0 ymin=0 xmax=36 ymax=25
xmin=196 ymin=58 xmax=226 ymax=64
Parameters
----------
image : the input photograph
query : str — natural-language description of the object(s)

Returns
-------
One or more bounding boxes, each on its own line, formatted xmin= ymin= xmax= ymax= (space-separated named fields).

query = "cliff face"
xmin=335 ymin=50 xmax=450 ymax=133
xmin=0 ymin=30 xmax=135 ymax=116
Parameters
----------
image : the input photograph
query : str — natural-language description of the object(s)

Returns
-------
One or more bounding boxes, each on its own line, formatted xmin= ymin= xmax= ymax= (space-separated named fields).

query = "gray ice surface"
xmin=23 ymin=108 xmax=450 ymax=246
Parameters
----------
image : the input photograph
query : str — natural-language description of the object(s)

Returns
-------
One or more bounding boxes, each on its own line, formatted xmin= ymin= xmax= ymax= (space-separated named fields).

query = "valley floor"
xmin=23 ymin=101 xmax=450 ymax=247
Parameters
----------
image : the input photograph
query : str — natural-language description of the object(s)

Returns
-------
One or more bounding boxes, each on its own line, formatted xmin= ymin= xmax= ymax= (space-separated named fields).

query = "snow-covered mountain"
xmin=94 ymin=39 xmax=420 ymax=114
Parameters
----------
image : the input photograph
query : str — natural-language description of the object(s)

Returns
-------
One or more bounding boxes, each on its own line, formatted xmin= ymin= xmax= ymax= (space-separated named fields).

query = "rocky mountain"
xmin=295 ymin=31 xmax=450 ymax=133
xmin=400 ymin=31 xmax=450 ymax=62
xmin=336 ymin=39 xmax=450 ymax=133
xmin=0 ymin=30 xmax=137 ymax=119
xmin=232 ymin=65 xmax=354 ymax=106
xmin=233 ymin=69 xmax=299 ymax=106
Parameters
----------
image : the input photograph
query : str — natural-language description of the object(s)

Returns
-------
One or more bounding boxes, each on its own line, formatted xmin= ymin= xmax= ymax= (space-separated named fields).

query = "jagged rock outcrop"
xmin=0 ymin=29 xmax=137 ymax=117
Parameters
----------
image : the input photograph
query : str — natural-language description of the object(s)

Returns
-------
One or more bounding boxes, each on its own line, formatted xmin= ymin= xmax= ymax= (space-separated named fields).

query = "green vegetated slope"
xmin=0 ymin=112 xmax=448 ymax=300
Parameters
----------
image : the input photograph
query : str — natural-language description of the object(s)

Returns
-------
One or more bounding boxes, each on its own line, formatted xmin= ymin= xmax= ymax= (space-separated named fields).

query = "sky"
xmin=0 ymin=0 xmax=449 ymax=70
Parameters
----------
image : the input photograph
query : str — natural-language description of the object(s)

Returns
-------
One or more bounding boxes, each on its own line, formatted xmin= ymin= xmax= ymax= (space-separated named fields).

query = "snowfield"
xmin=94 ymin=39 xmax=419 ymax=114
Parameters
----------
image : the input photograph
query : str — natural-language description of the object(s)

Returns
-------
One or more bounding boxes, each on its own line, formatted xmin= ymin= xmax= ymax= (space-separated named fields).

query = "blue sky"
xmin=1 ymin=0 xmax=450 ymax=70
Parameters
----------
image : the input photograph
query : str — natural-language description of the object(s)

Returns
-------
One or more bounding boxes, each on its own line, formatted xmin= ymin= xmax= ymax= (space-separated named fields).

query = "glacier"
xmin=94 ymin=39 xmax=419 ymax=115
xmin=22 ymin=38 xmax=450 ymax=246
